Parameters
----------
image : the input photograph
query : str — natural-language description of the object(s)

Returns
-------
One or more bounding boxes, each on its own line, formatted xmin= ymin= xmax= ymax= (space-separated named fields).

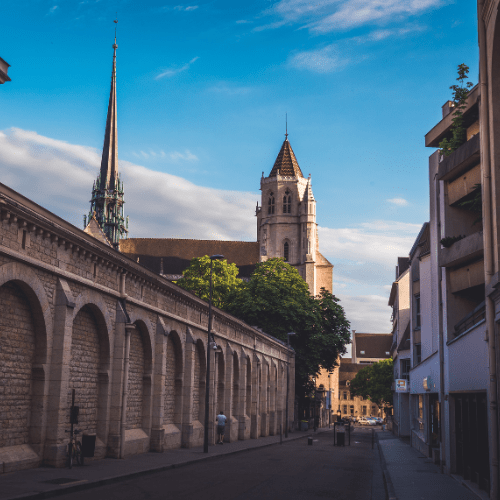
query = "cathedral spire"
xmin=86 ymin=19 xmax=128 ymax=249
xmin=100 ymin=22 xmax=118 ymax=190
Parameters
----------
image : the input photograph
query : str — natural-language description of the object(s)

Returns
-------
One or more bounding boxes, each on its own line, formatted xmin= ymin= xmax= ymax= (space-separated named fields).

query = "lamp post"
xmin=285 ymin=332 xmax=295 ymax=438
xmin=313 ymin=376 xmax=317 ymax=432
xmin=328 ymin=372 xmax=331 ymax=428
xmin=203 ymin=254 xmax=224 ymax=453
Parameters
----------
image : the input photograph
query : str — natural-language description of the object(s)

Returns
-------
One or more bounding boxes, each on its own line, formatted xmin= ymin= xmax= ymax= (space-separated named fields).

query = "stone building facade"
xmin=0 ymin=182 xmax=294 ymax=473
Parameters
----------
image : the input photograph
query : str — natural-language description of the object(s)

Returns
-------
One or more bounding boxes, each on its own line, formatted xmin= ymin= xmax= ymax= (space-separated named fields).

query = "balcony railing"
xmin=437 ymin=133 xmax=480 ymax=181
xmin=454 ymin=301 xmax=486 ymax=337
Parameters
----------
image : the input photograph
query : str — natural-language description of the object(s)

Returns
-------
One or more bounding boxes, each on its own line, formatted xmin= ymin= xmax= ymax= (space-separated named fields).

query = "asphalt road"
xmin=57 ymin=427 xmax=386 ymax=500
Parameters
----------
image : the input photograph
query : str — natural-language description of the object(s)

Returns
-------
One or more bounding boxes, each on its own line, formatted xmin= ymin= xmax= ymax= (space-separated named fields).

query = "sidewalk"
xmin=376 ymin=430 xmax=487 ymax=500
xmin=0 ymin=429 xmax=330 ymax=500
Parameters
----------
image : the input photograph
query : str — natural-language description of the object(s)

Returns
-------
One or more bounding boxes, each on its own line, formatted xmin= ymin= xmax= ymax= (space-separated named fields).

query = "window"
xmin=283 ymin=190 xmax=291 ymax=213
xmin=350 ymin=405 xmax=354 ymax=415
xmin=371 ymin=406 xmax=376 ymax=415
xmin=343 ymin=405 xmax=347 ymax=414
xmin=267 ymin=193 xmax=275 ymax=214
xmin=349 ymin=392 xmax=354 ymax=400
xmin=284 ymin=241 xmax=289 ymax=262
xmin=343 ymin=391 xmax=347 ymax=400
xmin=401 ymin=359 xmax=410 ymax=380
xmin=415 ymin=294 xmax=421 ymax=327
xmin=414 ymin=343 xmax=422 ymax=365
xmin=362 ymin=406 xmax=367 ymax=415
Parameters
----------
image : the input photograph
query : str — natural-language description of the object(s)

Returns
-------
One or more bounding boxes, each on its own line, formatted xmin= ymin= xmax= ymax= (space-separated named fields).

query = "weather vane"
xmin=285 ymin=113 xmax=288 ymax=139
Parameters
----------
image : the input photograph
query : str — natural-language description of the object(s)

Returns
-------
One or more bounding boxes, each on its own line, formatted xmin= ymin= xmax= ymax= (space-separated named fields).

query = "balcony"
xmin=437 ymin=133 xmax=480 ymax=181
xmin=453 ymin=301 xmax=486 ymax=337
xmin=439 ymin=231 xmax=483 ymax=268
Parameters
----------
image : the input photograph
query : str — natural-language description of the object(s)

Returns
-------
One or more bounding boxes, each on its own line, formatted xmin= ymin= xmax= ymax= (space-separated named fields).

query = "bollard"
xmin=308 ymin=437 xmax=313 ymax=445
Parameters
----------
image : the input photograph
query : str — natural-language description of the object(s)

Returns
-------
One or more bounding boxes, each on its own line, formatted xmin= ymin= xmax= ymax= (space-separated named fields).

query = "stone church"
xmin=120 ymin=134 xmax=333 ymax=296
xmin=0 ymin=35 xmax=293 ymax=474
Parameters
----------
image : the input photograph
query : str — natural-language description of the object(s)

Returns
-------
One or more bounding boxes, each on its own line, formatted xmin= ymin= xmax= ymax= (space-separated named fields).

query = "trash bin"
xmin=337 ymin=431 xmax=345 ymax=446
xmin=81 ymin=434 xmax=96 ymax=458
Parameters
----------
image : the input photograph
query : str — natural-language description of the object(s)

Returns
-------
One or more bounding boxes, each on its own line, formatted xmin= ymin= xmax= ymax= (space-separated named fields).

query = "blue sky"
xmin=1 ymin=0 xmax=479 ymax=333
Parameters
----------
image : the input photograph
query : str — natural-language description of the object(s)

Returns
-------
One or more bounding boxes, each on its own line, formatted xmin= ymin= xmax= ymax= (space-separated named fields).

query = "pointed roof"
xmin=304 ymin=178 xmax=315 ymax=201
xmin=99 ymin=37 xmax=118 ymax=189
xmin=269 ymin=139 xmax=303 ymax=178
xmin=84 ymin=214 xmax=113 ymax=247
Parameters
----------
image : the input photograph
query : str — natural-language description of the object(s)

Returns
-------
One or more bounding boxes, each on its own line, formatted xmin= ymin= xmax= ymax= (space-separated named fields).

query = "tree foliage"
xmin=226 ymin=258 xmax=351 ymax=393
xmin=439 ymin=63 xmax=474 ymax=157
xmin=349 ymin=358 xmax=394 ymax=408
xmin=176 ymin=257 xmax=351 ymax=397
xmin=175 ymin=255 xmax=243 ymax=310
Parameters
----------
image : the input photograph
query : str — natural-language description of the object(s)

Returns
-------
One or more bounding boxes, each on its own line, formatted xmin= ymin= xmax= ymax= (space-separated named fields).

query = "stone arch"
xmin=246 ymin=356 xmax=252 ymax=417
xmin=69 ymin=302 xmax=110 ymax=450
xmin=0 ymin=262 xmax=52 ymax=456
xmin=232 ymin=352 xmax=239 ymax=418
xmin=164 ymin=330 xmax=183 ymax=427
xmin=125 ymin=319 xmax=152 ymax=433
xmin=192 ymin=339 xmax=206 ymax=423
xmin=215 ymin=347 xmax=225 ymax=415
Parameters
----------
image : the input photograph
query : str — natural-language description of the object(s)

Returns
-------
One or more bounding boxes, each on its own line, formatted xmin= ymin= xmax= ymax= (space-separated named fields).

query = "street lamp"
xmin=337 ymin=408 xmax=341 ymax=422
xmin=285 ymin=332 xmax=295 ymax=438
xmin=203 ymin=254 xmax=224 ymax=453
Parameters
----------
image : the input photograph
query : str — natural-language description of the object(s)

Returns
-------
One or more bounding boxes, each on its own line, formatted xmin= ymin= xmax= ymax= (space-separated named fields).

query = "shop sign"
xmin=395 ymin=379 xmax=408 ymax=392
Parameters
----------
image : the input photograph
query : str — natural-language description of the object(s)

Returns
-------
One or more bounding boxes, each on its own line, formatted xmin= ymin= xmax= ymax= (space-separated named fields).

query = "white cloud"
xmin=207 ymin=82 xmax=253 ymax=95
xmin=336 ymin=294 xmax=392 ymax=333
xmin=0 ymin=128 xmax=421 ymax=330
xmin=47 ymin=5 xmax=58 ymax=15
xmin=174 ymin=5 xmax=198 ymax=11
xmin=261 ymin=0 xmax=443 ymax=33
xmin=0 ymin=128 xmax=256 ymax=241
xmin=132 ymin=148 xmax=198 ymax=162
xmin=155 ymin=57 xmax=199 ymax=80
xmin=387 ymin=197 xmax=409 ymax=206
xmin=288 ymin=45 xmax=350 ymax=73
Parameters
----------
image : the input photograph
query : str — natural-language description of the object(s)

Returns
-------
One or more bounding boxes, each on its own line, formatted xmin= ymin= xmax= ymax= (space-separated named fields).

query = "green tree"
xmin=175 ymin=255 xmax=243 ymax=310
xmin=439 ymin=63 xmax=474 ymax=157
xmin=349 ymin=358 xmax=394 ymax=408
xmin=226 ymin=258 xmax=351 ymax=393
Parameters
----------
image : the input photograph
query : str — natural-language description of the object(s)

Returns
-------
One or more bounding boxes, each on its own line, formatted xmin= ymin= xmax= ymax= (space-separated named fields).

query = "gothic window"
xmin=284 ymin=242 xmax=289 ymax=262
xmin=283 ymin=190 xmax=291 ymax=213
xmin=268 ymin=193 xmax=275 ymax=214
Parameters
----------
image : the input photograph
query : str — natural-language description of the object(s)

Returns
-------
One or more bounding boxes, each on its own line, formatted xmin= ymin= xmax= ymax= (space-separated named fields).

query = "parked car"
xmin=358 ymin=416 xmax=377 ymax=426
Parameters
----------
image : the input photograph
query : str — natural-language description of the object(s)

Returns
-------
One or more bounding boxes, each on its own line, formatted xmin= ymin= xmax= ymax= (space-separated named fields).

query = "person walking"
xmin=216 ymin=411 xmax=227 ymax=444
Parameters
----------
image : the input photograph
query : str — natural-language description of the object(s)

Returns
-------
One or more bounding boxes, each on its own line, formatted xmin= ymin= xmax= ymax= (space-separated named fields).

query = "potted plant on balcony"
xmin=439 ymin=64 xmax=474 ymax=157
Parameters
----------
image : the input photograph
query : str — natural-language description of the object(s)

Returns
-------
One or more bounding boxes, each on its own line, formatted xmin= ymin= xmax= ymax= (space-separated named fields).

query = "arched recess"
xmin=270 ymin=361 xmax=277 ymax=413
xmin=126 ymin=319 xmax=153 ymax=435
xmin=232 ymin=352 xmax=239 ymax=418
xmin=283 ymin=239 xmax=291 ymax=263
xmin=246 ymin=357 xmax=252 ymax=418
xmin=215 ymin=348 xmax=225 ymax=414
xmin=69 ymin=302 xmax=110 ymax=451
xmin=0 ymin=263 xmax=51 ymax=456
xmin=164 ymin=330 xmax=183 ymax=427
xmin=192 ymin=339 xmax=206 ymax=423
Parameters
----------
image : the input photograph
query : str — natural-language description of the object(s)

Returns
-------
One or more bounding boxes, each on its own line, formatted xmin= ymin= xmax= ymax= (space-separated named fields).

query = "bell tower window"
xmin=268 ymin=192 xmax=275 ymax=214
xmin=283 ymin=190 xmax=291 ymax=213
xmin=284 ymin=241 xmax=289 ymax=262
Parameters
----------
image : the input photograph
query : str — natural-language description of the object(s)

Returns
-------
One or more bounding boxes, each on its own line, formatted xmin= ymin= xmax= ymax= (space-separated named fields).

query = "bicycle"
xmin=65 ymin=428 xmax=83 ymax=468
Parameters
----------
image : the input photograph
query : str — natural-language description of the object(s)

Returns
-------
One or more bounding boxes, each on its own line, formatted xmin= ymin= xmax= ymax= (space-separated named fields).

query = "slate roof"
xmin=355 ymin=333 xmax=393 ymax=360
xmin=119 ymin=238 xmax=260 ymax=278
xmin=339 ymin=358 xmax=365 ymax=385
xmin=269 ymin=139 xmax=303 ymax=178
xmin=84 ymin=215 xmax=113 ymax=247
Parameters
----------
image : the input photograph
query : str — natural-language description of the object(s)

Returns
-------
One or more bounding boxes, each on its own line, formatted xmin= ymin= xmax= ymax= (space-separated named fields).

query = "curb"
xmin=375 ymin=433 xmax=397 ymax=500
xmin=4 ymin=431 xmax=321 ymax=500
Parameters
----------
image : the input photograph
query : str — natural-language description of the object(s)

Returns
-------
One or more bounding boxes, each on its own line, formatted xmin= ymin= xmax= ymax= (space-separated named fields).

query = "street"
xmin=58 ymin=428 xmax=385 ymax=500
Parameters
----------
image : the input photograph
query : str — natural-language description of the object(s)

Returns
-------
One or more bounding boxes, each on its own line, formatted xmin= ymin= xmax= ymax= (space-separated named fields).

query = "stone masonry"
xmin=0 ymin=183 xmax=295 ymax=473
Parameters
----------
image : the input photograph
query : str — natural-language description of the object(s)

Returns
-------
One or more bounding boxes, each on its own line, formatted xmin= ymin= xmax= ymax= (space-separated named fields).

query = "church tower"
xmin=85 ymin=28 xmax=128 ymax=249
xmin=256 ymin=133 xmax=332 ymax=295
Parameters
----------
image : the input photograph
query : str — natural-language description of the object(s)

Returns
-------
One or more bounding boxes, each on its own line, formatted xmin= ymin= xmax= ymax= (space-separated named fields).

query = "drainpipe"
xmin=120 ymin=324 xmax=134 ymax=459
xmin=435 ymin=172 xmax=446 ymax=475
xmin=478 ymin=2 xmax=499 ymax=498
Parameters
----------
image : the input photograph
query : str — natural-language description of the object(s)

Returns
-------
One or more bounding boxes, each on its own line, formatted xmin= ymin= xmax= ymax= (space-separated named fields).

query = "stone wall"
xmin=0 ymin=183 xmax=295 ymax=473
